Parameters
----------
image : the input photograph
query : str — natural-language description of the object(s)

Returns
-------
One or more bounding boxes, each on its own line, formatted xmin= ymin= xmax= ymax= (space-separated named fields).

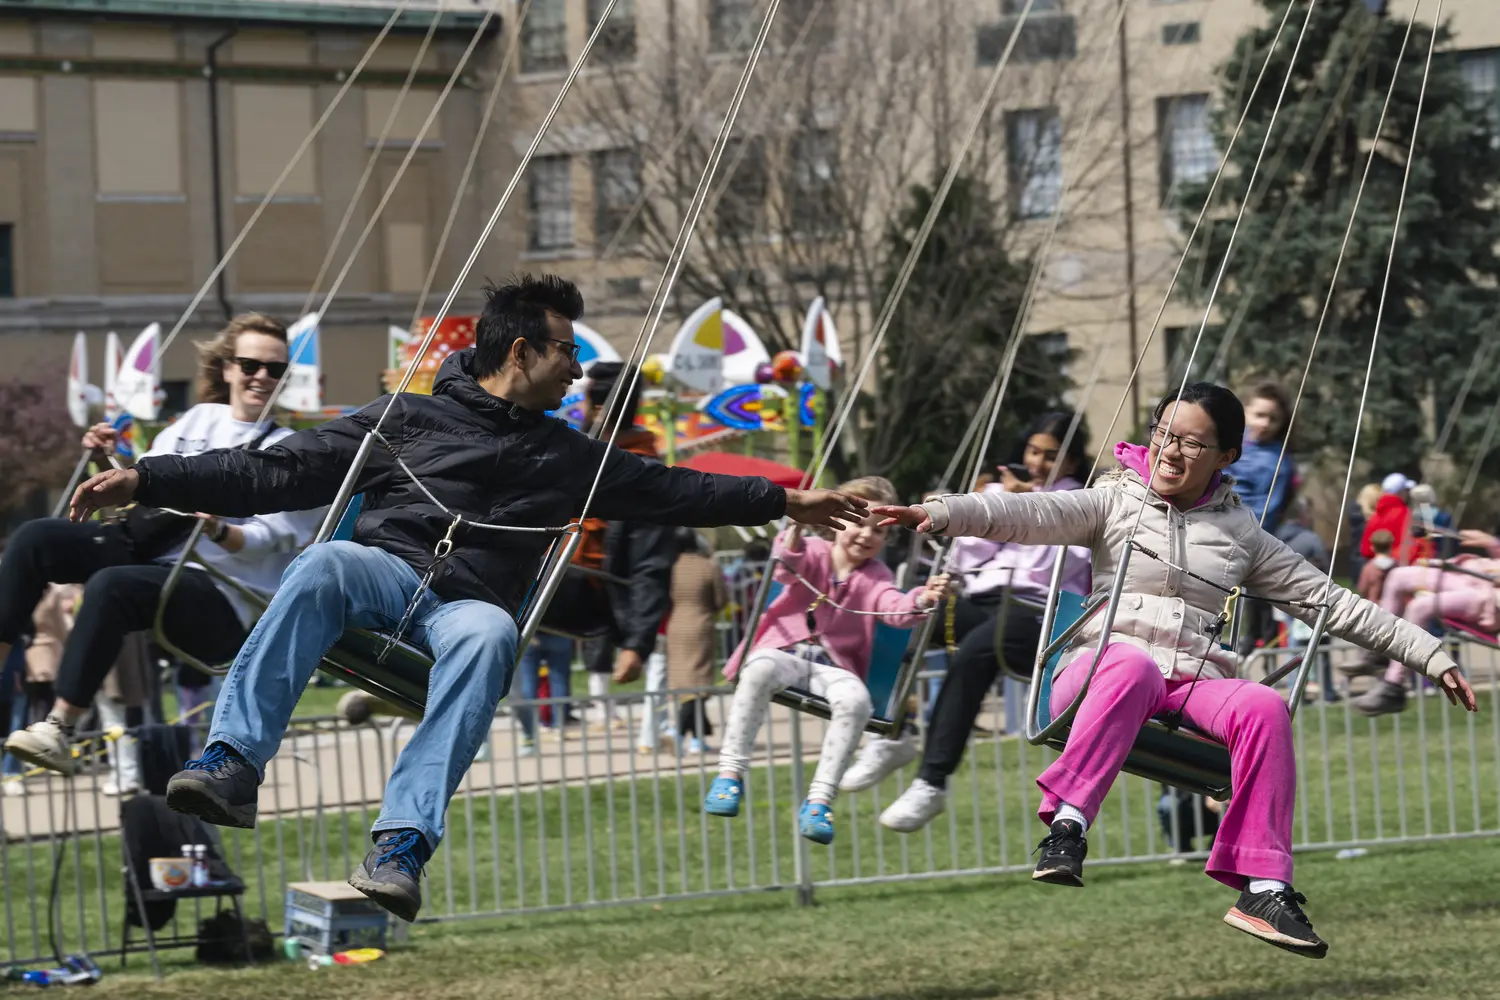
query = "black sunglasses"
xmin=547 ymin=338 xmax=583 ymax=363
xmin=230 ymin=357 xmax=290 ymax=379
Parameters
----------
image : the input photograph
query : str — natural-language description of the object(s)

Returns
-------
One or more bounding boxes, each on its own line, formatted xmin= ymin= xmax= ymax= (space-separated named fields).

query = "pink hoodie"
xmin=723 ymin=531 xmax=931 ymax=681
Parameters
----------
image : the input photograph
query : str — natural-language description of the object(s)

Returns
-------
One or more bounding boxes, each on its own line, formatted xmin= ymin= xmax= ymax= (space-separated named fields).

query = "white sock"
xmin=588 ymin=673 xmax=609 ymax=698
xmin=1247 ymin=878 xmax=1287 ymax=895
xmin=1055 ymin=802 xmax=1089 ymax=833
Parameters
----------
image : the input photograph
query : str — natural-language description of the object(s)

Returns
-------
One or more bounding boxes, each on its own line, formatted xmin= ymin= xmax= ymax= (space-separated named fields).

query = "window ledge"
xmin=234 ymin=194 xmax=322 ymax=204
xmin=521 ymin=246 xmax=589 ymax=261
xmin=0 ymin=131 xmax=38 ymax=143
xmin=516 ymin=67 xmax=572 ymax=85
xmin=95 ymin=193 xmax=187 ymax=204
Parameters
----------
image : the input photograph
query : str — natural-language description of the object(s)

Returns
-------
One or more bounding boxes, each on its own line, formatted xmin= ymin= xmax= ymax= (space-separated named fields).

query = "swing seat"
xmin=760 ymin=579 xmax=925 ymax=737
xmin=1440 ymin=618 xmax=1500 ymax=650
xmin=1035 ymin=591 xmax=1234 ymax=800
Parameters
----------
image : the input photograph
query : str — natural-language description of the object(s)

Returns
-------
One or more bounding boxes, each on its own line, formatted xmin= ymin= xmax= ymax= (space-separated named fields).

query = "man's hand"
xmin=81 ymin=422 xmax=118 ymax=456
xmin=612 ymin=648 xmax=644 ymax=684
xmin=873 ymin=504 xmax=933 ymax=532
xmin=70 ymin=468 xmax=139 ymax=522
xmin=784 ymin=489 xmax=869 ymax=531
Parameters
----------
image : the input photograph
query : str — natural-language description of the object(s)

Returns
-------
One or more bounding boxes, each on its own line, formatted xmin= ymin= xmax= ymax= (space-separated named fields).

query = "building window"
xmin=716 ymin=136 xmax=768 ymax=237
xmin=979 ymin=0 xmax=1075 ymax=65
xmin=1458 ymin=49 xmax=1500 ymax=136
xmin=94 ymin=80 xmax=183 ymax=196
xmin=781 ymin=0 xmax=835 ymax=48
xmin=1006 ymin=108 xmax=1062 ymax=220
xmin=522 ymin=0 xmax=567 ymax=74
xmin=160 ymin=379 xmax=190 ymax=417
xmin=234 ymin=85 xmax=318 ymax=197
xmin=588 ymin=0 xmax=636 ymax=63
xmin=528 ymin=155 xmax=574 ymax=250
xmin=593 ymin=148 xmax=640 ymax=247
xmin=1157 ymin=94 xmax=1215 ymax=202
xmin=0 ymin=224 xmax=13 ymax=298
xmin=709 ymin=0 xmax=756 ymax=53
xmin=1161 ymin=21 xmax=1200 ymax=45
xmin=785 ymin=130 xmax=839 ymax=235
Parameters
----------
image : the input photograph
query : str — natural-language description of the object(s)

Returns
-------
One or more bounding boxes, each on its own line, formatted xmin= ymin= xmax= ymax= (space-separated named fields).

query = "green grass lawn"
xmin=71 ymin=837 xmax=1500 ymax=999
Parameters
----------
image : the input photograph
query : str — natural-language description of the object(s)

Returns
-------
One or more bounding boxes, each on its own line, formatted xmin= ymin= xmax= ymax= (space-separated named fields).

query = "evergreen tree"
xmin=1179 ymin=0 xmax=1500 ymax=491
xmin=858 ymin=175 xmax=1076 ymax=500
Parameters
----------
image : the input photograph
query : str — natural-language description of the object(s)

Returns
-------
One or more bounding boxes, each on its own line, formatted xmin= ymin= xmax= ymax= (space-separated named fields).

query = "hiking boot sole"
xmin=165 ymin=775 xmax=258 ymax=830
xmin=348 ymin=864 xmax=421 ymax=923
xmin=1031 ymin=867 xmax=1084 ymax=887
xmin=1224 ymin=907 xmax=1329 ymax=959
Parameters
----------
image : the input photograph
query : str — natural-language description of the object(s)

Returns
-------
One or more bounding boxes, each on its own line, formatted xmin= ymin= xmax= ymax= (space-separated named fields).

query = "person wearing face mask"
xmin=874 ymin=382 xmax=1477 ymax=959
xmin=2 ymin=314 xmax=323 ymax=774
xmin=63 ymin=274 xmax=870 ymax=923
xmin=840 ymin=413 xmax=1093 ymax=833
xmin=708 ymin=477 xmax=952 ymax=846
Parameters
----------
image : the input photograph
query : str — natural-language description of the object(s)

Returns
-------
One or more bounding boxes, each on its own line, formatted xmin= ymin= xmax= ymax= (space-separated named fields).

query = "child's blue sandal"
xmin=705 ymin=776 xmax=743 ymax=817
xmin=799 ymin=800 xmax=835 ymax=844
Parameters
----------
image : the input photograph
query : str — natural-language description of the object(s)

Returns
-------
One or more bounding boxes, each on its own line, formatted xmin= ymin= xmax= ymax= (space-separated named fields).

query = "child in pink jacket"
xmin=706 ymin=477 xmax=949 ymax=845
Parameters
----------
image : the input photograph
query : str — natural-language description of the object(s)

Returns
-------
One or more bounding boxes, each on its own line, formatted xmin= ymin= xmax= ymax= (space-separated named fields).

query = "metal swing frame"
xmin=1024 ymin=545 xmax=1332 ymax=800
xmin=735 ymin=529 xmax=945 ymax=738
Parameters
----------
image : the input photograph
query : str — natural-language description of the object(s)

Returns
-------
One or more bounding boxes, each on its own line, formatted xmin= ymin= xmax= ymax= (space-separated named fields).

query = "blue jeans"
xmin=207 ymin=542 xmax=518 ymax=850
xmin=512 ymin=632 xmax=574 ymax=739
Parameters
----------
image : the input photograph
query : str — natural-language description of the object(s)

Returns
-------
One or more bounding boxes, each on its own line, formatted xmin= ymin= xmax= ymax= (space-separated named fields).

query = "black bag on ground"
xmin=196 ymin=912 xmax=274 ymax=965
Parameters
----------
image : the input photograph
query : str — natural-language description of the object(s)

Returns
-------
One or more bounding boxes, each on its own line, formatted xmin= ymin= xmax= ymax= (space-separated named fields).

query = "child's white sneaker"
xmin=840 ymin=735 xmax=919 ymax=792
xmin=879 ymin=778 xmax=946 ymax=832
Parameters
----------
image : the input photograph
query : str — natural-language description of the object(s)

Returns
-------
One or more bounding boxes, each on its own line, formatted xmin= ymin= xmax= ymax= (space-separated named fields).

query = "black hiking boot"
xmin=349 ymin=829 xmax=432 ymax=922
xmin=165 ymin=742 xmax=260 ymax=829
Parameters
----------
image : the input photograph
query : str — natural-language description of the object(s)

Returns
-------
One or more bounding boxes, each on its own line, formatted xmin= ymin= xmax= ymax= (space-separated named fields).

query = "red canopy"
xmin=678 ymin=451 xmax=805 ymax=488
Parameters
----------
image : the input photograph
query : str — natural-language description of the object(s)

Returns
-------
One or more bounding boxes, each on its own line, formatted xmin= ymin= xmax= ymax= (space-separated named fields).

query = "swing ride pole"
xmin=516 ymin=532 xmax=585 ymax=660
xmin=313 ymin=434 xmax=377 ymax=544
xmin=1026 ymin=547 xmax=1132 ymax=745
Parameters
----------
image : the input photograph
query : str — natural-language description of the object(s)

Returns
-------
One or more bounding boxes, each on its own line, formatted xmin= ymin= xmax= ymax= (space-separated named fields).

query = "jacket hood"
xmin=432 ymin=348 xmax=543 ymax=425
xmin=1373 ymin=493 xmax=1409 ymax=517
xmin=1112 ymin=441 xmax=1231 ymax=510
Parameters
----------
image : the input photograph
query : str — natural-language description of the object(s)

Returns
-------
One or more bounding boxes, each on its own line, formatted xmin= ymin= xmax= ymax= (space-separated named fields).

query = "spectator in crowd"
xmin=511 ymin=632 xmax=576 ymax=756
xmin=1408 ymin=483 xmax=1455 ymax=560
xmin=1 ymin=314 xmax=323 ymax=775
xmin=667 ymin=527 xmax=726 ymax=755
xmin=1360 ymin=473 xmax=1416 ymax=566
xmin=1229 ymin=382 xmax=1296 ymax=656
xmin=1271 ymin=500 xmax=1338 ymax=703
xmin=1346 ymin=483 xmax=1383 ymax=588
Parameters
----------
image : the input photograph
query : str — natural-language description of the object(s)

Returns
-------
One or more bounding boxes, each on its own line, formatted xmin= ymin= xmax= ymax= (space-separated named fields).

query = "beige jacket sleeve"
xmin=1244 ymin=530 xmax=1450 ymax=678
xmin=923 ymin=487 xmax=1109 ymax=549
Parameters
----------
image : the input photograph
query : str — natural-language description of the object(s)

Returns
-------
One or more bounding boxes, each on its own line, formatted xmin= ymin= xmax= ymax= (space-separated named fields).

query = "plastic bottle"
xmin=191 ymin=845 xmax=209 ymax=888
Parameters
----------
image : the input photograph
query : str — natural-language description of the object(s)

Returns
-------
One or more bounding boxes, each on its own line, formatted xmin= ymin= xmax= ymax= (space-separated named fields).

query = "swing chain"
xmin=378 ymin=516 xmax=462 ymax=664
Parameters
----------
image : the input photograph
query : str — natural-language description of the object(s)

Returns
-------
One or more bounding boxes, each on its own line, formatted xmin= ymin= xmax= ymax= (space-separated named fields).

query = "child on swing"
xmin=706 ymin=477 xmax=950 ymax=844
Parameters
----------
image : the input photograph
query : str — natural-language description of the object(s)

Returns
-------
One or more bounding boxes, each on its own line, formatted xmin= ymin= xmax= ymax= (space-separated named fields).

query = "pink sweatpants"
xmin=1379 ymin=566 xmax=1494 ymax=685
xmin=1040 ymin=644 xmax=1296 ymax=888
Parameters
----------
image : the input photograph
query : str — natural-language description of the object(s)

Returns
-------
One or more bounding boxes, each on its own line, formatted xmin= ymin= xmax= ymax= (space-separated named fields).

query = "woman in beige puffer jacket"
xmin=876 ymin=383 xmax=1476 ymax=960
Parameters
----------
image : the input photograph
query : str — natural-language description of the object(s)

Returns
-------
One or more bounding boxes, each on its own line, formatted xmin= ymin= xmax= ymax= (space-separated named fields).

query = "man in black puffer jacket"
xmin=68 ymin=274 xmax=867 ymax=922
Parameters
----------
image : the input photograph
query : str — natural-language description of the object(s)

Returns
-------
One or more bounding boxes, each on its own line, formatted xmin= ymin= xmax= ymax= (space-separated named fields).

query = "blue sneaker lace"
xmin=374 ymin=830 xmax=427 ymax=879
xmin=185 ymin=743 xmax=237 ymax=774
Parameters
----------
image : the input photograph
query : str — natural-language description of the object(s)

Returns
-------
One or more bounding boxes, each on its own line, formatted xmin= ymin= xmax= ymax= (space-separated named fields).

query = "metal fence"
xmin=2 ymin=638 xmax=1497 ymax=969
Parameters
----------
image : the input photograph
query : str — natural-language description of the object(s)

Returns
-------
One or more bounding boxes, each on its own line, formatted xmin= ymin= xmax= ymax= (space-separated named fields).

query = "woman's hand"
xmin=917 ymin=573 xmax=952 ymax=608
xmin=81 ymin=422 xmax=117 ymax=456
xmin=999 ymin=468 xmax=1034 ymax=494
xmin=1438 ymin=667 xmax=1478 ymax=712
xmin=873 ymin=504 xmax=933 ymax=532
xmin=1458 ymin=529 xmax=1500 ymax=557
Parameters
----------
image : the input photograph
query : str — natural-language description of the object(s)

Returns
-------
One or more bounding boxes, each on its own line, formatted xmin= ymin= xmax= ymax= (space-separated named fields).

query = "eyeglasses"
xmin=547 ymin=339 xmax=582 ymax=363
xmin=230 ymin=357 xmax=289 ymax=379
xmin=1149 ymin=424 xmax=1218 ymax=460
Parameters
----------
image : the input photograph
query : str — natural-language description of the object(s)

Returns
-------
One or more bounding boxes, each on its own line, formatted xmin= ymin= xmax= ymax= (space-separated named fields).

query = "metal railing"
xmin=2 ymin=638 xmax=1496 ymax=968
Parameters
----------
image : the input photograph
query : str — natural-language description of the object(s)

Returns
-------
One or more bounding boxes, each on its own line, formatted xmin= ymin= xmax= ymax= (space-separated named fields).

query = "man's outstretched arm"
xmin=70 ymin=399 xmax=403 ymax=522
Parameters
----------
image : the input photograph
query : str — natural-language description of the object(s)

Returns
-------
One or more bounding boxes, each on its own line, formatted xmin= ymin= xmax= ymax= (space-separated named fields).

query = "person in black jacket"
xmin=68 ymin=274 xmax=866 ymax=923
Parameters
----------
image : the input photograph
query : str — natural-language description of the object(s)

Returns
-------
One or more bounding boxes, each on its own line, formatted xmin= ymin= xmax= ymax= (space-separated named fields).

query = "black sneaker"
xmin=1352 ymin=680 xmax=1407 ymax=718
xmin=165 ymin=743 xmax=260 ymax=829
xmin=1032 ymin=819 xmax=1087 ymax=887
xmin=1224 ymin=886 xmax=1329 ymax=958
xmin=349 ymin=829 xmax=431 ymax=922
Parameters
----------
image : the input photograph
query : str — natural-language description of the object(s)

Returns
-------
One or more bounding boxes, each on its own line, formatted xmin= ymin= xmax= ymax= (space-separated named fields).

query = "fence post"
xmin=788 ymin=711 xmax=815 ymax=908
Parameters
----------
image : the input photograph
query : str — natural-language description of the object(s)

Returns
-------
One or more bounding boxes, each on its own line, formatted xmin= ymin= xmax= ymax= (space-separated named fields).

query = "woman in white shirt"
xmin=2 ymin=313 xmax=323 ymax=775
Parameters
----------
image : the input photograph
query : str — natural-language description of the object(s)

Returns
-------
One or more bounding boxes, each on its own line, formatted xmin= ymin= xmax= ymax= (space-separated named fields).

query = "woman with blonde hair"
xmin=3 ymin=313 xmax=324 ymax=775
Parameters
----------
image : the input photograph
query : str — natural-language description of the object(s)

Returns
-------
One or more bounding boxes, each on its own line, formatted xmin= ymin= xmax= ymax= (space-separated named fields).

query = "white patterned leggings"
xmin=718 ymin=647 xmax=873 ymax=804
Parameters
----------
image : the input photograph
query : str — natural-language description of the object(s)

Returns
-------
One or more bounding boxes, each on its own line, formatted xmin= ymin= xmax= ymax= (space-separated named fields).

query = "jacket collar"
xmin=432 ymin=348 xmax=545 ymax=426
xmin=1108 ymin=442 xmax=1238 ymax=512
